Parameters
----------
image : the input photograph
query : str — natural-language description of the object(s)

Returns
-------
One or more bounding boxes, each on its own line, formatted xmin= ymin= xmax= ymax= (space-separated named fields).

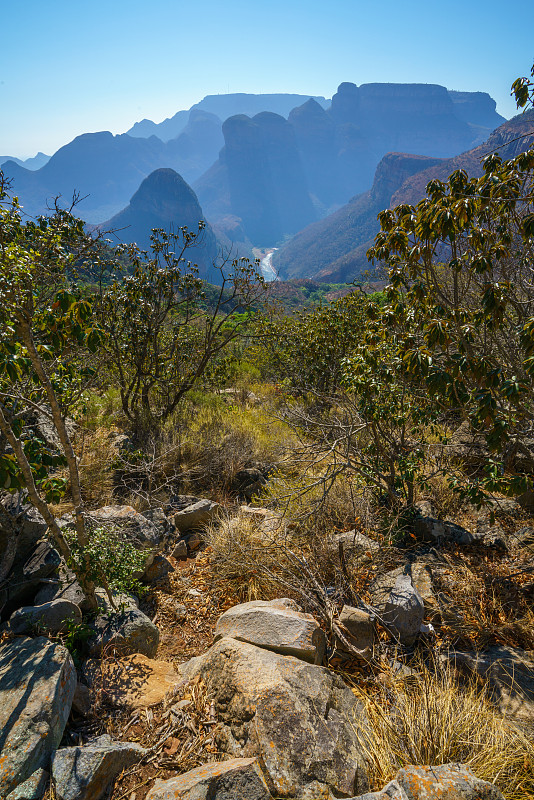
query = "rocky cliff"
xmin=274 ymin=111 xmax=533 ymax=283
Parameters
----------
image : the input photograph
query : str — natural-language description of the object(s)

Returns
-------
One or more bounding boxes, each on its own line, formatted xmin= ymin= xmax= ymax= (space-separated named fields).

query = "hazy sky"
xmin=1 ymin=0 xmax=532 ymax=158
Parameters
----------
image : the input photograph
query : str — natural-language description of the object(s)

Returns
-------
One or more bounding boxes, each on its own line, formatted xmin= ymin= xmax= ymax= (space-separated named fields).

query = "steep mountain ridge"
xmin=195 ymin=82 xmax=505 ymax=244
xmin=274 ymin=112 xmax=534 ymax=283
xmin=127 ymin=93 xmax=330 ymax=141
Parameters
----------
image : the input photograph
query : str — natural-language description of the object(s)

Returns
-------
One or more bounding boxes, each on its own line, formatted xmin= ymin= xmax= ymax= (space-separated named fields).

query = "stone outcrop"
xmin=174 ymin=499 xmax=219 ymax=534
xmin=0 ymin=637 xmax=76 ymax=797
xmin=214 ymin=598 xmax=326 ymax=664
xmin=178 ymin=636 xmax=369 ymax=798
xmin=146 ymin=758 xmax=271 ymax=800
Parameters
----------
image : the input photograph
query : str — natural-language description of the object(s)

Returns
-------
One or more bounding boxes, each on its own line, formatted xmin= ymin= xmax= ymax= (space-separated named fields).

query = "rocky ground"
xmin=0 ymin=488 xmax=533 ymax=800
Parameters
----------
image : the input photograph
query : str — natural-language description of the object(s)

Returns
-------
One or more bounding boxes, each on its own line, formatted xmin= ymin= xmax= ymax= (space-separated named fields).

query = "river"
xmin=259 ymin=249 xmax=279 ymax=282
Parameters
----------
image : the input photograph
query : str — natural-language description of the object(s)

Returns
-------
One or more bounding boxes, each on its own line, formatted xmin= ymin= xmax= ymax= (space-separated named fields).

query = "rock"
xmin=140 ymin=507 xmax=172 ymax=540
xmin=232 ymin=468 xmax=268 ymax=501
xmin=331 ymin=530 xmax=379 ymax=562
xmin=337 ymin=606 xmax=374 ymax=660
xmin=382 ymin=572 xmax=425 ymax=646
xmin=2 ymin=540 xmax=61 ymax=617
xmin=87 ymin=604 xmax=159 ymax=658
xmin=142 ymin=554 xmax=174 ymax=583
xmin=9 ymin=599 xmax=82 ymax=635
xmin=146 ymin=758 xmax=271 ymax=800
xmin=178 ymin=637 xmax=369 ymax=798
xmin=0 ymin=498 xmax=47 ymax=572
xmin=33 ymin=565 xmax=88 ymax=612
xmin=513 ymin=526 xmax=534 ymax=546
xmin=52 ymin=734 xmax=147 ymax=800
xmin=171 ymin=539 xmax=188 ymax=559
xmin=5 ymin=769 xmax=49 ymax=800
xmin=166 ymin=495 xmax=201 ymax=513
xmin=444 ymin=647 xmax=534 ymax=725
xmin=174 ymin=500 xmax=219 ymax=533
xmin=372 ymin=563 xmax=434 ymax=615
xmin=82 ymin=653 xmax=179 ymax=708
xmin=83 ymin=505 xmax=162 ymax=550
xmin=184 ymin=530 xmax=203 ymax=551
xmin=214 ymin=599 xmax=326 ymax=664
xmin=72 ymin=682 xmax=92 ymax=716
xmin=0 ymin=636 xmax=76 ymax=797
xmin=350 ymin=762 xmax=504 ymax=799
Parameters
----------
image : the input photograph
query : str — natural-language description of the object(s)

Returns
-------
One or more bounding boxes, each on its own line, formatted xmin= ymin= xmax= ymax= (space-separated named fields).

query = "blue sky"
xmin=1 ymin=0 xmax=532 ymax=158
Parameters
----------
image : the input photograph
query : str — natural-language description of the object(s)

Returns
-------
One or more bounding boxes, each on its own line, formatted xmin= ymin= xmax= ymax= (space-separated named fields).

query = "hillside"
xmin=274 ymin=111 xmax=534 ymax=282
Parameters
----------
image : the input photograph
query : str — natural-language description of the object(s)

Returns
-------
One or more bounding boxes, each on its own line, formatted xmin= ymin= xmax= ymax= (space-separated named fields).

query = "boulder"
xmin=140 ymin=507 xmax=172 ymax=540
xmin=52 ymin=734 xmax=147 ymax=800
xmin=330 ymin=530 xmax=379 ymax=562
xmin=9 ymin=599 xmax=82 ymax=635
xmin=33 ymin=565 xmax=88 ymax=611
xmin=82 ymin=505 xmax=162 ymax=550
xmin=82 ymin=653 xmax=179 ymax=708
xmin=337 ymin=606 xmax=374 ymax=661
xmin=145 ymin=758 xmax=271 ymax=800
xmin=0 ymin=636 xmax=76 ymax=797
xmin=87 ymin=604 xmax=159 ymax=658
xmin=378 ymin=571 xmax=424 ymax=646
xmin=174 ymin=499 xmax=219 ymax=533
xmin=350 ymin=762 xmax=504 ymax=799
xmin=5 ymin=769 xmax=49 ymax=800
xmin=444 ymin=647 xmax=534 ymax=725
xmin=0 ymin=499 xmax=47 ymax=573
xmin=232 ymin=468 xmax=268 ymax=501
xmin=178 ymin=636 xmax=369 ymax=798
xmin=214 ymin=598 xmax=326 ymax=664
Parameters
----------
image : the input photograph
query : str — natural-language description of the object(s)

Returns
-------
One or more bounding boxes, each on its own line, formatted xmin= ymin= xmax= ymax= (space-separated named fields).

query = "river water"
xmin=259 ymin=249 xmax=279 ymax=281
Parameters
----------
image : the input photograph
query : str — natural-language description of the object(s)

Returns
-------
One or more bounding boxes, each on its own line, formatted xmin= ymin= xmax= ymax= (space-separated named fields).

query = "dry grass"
xmin=353 ymin=657 xmax=534 ymax=800
xmin=205 ymin=512 xmax=290 ymax=603
xmin=432 ymin=550 xmax=534 ymax=651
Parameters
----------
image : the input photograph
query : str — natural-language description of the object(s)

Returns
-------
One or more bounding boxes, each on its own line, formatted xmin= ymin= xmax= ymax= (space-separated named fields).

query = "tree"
xmin=96 ymin=229 xmax=267 ymax=437
xmin=0 ymin=175 xmax=105 ymax=608
xmin=366 ymin=77 xmax=534 ymax=502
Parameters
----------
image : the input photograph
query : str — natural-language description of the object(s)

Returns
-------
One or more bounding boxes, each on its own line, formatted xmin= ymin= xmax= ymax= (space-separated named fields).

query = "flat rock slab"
xmin=52 ymin=734 xmax=147 ymax=800
xmin=146 ymin=758 xmax=271 ymax=800
xmin=82 ymin=653 xmax=179 ymax=708
xmin=445 ymin=647 xmax=534 ymax=725
xmin=178 ymin=636 xmax=369 ymax=798
xmin=351 ymin=762 xmax=504 ymax=799
xmin=0 ymin=636 xmax=76 ymax=797
xmin=214 ymin=598 xmax=326 ymax=663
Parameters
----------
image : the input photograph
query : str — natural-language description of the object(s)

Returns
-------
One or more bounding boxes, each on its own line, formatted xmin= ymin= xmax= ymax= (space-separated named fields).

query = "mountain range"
xmin=273 ymin=110 xmax=534 ymax=282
